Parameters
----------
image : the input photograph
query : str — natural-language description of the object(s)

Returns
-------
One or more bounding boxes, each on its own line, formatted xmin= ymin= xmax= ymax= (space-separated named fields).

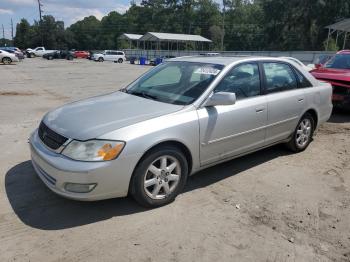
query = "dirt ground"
xmin=0 ymin=58 xmax=349 ymax=262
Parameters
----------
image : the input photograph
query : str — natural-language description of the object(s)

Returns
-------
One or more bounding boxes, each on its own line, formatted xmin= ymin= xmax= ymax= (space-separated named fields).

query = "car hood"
xmin=43 ymin=91 xmax=184 ymax=140
xmin=311 ymin=67 xmax=350 ymax=82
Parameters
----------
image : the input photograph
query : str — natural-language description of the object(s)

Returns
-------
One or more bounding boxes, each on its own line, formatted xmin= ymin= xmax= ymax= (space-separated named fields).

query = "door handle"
xmin=255 ymin=107 xmax=265 ymax=113
xmin=298 ymin=98 xmax=304 ymax=102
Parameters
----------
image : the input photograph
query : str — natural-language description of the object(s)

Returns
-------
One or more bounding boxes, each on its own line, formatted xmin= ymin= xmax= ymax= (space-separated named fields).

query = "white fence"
xmin=123 ymin=49 xmax=336 ymax=64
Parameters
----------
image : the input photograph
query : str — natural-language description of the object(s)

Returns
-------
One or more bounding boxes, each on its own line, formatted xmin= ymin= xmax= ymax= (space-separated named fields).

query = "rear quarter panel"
xmin=303 ymin=82 xmax=333 ymax=128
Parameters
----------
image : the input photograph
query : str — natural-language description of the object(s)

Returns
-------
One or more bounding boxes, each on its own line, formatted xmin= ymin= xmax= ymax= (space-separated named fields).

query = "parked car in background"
xmin=0 ymin=50 xmax=19 ymax=64
xmin=26 ymin=47 xmax=57 ymax=58
xmin=313 ymin=54 xmax=333 ymax=69
xmin=0 ymin=47 xmax=25 ymax=60
xmin=310 ymin=50 xmax=350 ymax=110
xmin=43 ymin=50 xmax=74 ymax=60
xmin=30 ymin=56 xmax=332 ymax=207
xmin=92 ymin=50 xmax=126 ymax=63
xmin=87 ymin=51 xmax=94 ymax=60
xmin=74 ymin=51 xmax=89 ymax=59
xmin=280 ymin=57 xmax=314 ymax=72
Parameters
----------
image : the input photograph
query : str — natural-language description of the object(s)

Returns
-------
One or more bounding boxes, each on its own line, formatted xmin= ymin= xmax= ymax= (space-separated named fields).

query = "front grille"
xmin=38 ymin=121 xmax=68 ymax=150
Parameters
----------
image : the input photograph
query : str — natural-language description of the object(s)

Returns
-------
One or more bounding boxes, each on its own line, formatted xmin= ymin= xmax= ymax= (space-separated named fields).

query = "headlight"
xmin=62 ymin=140 xmax=125 ymax=161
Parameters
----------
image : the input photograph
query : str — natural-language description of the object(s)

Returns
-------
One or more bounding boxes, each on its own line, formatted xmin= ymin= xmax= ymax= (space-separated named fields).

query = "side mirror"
xmin=204 ymin=92 xmax=236 ymax=107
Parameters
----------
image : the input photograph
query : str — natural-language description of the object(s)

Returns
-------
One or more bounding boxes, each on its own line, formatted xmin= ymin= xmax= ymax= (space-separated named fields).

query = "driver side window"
xmin=214 ymin=63 xmax=261 ymax=100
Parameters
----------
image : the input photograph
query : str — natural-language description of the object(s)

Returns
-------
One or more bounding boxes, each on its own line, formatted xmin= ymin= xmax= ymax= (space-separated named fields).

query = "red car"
xmin=311 ymin=50 xmax=350 ymax=110
xmin=74 ymin=51 xmax=89 ymax=59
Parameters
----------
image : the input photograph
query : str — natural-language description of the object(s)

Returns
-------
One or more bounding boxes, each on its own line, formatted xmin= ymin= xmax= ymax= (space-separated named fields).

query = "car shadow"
xmin=5 ymin=145 xmax=289 ymax=230
xmin=328 ymin=108 xmax=350 ymax=123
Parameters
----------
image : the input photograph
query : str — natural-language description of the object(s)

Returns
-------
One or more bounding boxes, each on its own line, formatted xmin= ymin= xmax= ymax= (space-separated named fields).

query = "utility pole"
xmin=11 ymin=18 xmax=14 ymax=41
xmin=37 ymin=0 xmax=44 ymax=46
xmin=37 ymin=0 xmax=43 ymax=21
xmin=221 ymin=0 xmax=226 ymax=51
xmin=1 ymin=24 xmax=4 ymax=46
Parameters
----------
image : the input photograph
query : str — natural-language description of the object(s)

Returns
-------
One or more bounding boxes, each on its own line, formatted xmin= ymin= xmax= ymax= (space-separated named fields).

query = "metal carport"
xmin=118 ymin=33 xmax=143 ymax=49
xmin=325 ymin=19 xmax=350 ymax=50
xmin=139 ymin=32 xmax=212 ymax=51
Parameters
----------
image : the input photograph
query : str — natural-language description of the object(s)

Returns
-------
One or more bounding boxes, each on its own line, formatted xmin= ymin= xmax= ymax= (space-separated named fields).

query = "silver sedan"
xmin=29 ymin=56 xmax=333 ymax=207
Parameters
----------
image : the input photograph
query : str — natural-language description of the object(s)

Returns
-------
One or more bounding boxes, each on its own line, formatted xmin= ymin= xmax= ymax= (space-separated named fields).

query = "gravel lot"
xmin=0 ymin=58 xmax=349 ymax=262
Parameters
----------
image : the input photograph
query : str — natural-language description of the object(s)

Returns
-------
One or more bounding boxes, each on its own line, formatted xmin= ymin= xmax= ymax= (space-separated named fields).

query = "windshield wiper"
xmin=128 ymin=90 xmax=159 ymax=101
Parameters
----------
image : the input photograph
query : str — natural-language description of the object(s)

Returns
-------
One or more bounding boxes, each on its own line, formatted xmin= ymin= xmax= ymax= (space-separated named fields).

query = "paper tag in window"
xmin=194 ymin=67 xmax=220 ymax=75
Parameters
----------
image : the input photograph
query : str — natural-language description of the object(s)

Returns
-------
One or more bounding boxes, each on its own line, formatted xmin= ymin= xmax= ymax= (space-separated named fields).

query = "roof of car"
xmin=336 ymin=50 xmax=350 ymax=54
xmin=168 ymin=56 xmax=289 ymax=66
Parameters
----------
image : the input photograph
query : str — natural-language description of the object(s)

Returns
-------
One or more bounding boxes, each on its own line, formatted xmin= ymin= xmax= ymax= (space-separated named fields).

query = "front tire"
xmin=286 ymin=113 xmax=314 ymax=152
xmin=98 ymin=57 xmax=104 ymax=62
xmin=130 ymin=146 xmax=188 ymax=207
xmin=118 ymin=58 xmax=123 ymax=63
xmin=2 ymin=57 xmax=12 ymax=64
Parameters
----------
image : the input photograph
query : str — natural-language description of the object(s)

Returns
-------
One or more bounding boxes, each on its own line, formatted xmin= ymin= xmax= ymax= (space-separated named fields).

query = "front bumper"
xmin=29 ymin=130 xmax=142 ymax=201
xmin=332 ymin=87 xmax=350 ymax=110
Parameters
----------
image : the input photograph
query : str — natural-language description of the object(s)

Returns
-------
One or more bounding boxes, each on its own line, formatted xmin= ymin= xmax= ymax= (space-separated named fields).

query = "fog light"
xmin=64 ymin=183 xmax=97 ymax=193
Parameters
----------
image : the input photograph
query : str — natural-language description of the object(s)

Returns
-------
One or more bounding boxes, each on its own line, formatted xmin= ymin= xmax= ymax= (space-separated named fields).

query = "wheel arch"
xmin=303 ymin=108 xmax=319 ymax=128
xmin=139 ymin=140 xmax=193 ymax=175
xmin=2 ymin=56 xmax=12 ymax=61
xmin=128 ymin=140 xmax=193 ymax=194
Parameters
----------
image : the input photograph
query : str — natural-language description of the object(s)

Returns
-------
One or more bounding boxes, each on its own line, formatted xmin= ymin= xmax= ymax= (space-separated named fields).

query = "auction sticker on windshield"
xmin=194 ymin=67 xmax=221 ymax=75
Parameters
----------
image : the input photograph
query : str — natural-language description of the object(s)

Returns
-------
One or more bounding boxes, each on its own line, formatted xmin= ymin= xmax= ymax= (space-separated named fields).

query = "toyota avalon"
xmin=30 ymin=56 xmax=332 ymax=207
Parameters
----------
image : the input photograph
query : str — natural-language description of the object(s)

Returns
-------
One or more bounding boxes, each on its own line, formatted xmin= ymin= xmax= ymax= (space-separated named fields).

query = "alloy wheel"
xmin=296 ymin=118 xmax=312 ymax=148
xmin=2 ymin=57 xmax=11 ymax=64
xmin=143 ymin=155 xmax=181 ymax=200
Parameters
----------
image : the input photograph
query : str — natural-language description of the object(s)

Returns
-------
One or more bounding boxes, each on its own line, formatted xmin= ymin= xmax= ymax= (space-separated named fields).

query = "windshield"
xmin=124 ymin=61 xmax=224 ymax=105
xmin=325 ymin=54 xmax=350 ymax=69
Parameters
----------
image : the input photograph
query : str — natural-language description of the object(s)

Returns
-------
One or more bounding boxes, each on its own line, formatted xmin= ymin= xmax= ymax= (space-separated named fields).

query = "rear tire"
xmin=29 ymin=53 xmax=35 ymax=58
xmin=48 ymin=56 xmax=53 ymax=60
xmin=130 ymin=146 xmax=188 ymax=208
xmin=286 ymin=113 xmax=314 ymax=152
xmin=2 ymin=57 xmax=12 ymax=64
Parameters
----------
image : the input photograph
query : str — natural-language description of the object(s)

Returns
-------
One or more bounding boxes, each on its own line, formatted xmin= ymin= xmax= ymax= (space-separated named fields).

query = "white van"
xmin=92 ymin=50 xmax=126 ymax=63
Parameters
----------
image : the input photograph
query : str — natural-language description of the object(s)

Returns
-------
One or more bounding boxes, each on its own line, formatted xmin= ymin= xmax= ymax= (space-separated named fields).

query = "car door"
xmin=261 ymin=62 xmax=306 ymax=145
xmin=198 ymin=62 xmax=268 ymax=166
xmin=109 ymin=51 xmax=118 ymax=61
xmin=36 ymin=47 xmax=44 ymax=56
xmin=104 ymin=51 xmax=113 ymax=61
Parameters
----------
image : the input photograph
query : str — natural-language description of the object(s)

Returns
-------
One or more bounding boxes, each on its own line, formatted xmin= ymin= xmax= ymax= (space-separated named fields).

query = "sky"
xmin=0 ymin=0 xmax=136 ymax=39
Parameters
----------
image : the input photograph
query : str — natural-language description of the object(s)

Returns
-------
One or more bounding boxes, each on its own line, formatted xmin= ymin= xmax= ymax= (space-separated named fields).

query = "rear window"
xmin=294 ymin=70 xmax=312 ymax=88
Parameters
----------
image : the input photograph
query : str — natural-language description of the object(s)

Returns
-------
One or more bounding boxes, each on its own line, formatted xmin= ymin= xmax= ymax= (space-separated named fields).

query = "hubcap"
xmin=296 ymin=119 xmax=311 ymax=148
xmin=3 ymin=58 xmax=10 ymax=64
xmin=144 ymin=155 xmax=181 ymax=200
